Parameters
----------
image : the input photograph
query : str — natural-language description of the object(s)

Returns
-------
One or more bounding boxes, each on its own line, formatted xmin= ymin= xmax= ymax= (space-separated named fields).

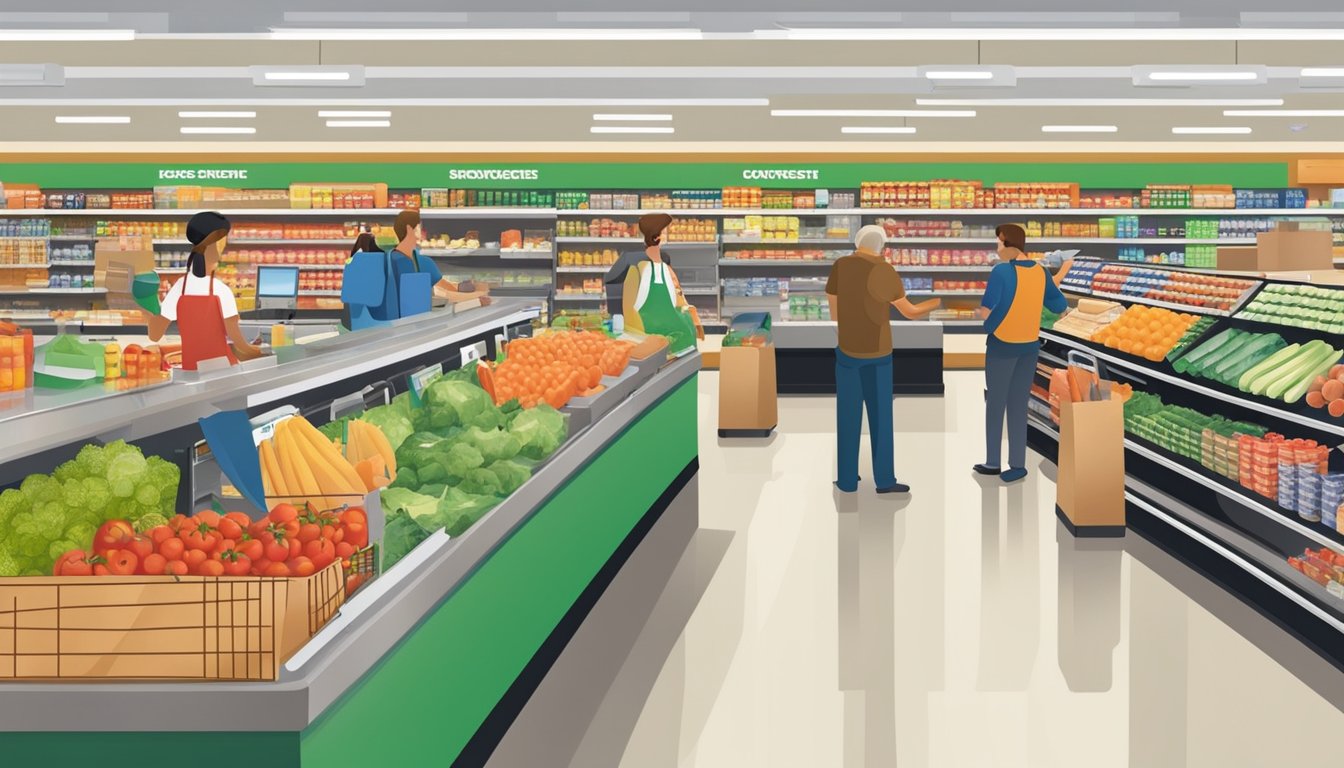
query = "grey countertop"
xmin=770 ymin=321 xmax=943 ymax=350
xmin=0 ymin=300 xmax=542 ymax=466
xmin=0 ymin=351 xmax=700 ymax=732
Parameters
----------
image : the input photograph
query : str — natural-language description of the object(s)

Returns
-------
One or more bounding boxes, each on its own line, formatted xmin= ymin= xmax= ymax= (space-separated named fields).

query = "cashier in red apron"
xmin=145 ymin=211 xmax=263 ymax=370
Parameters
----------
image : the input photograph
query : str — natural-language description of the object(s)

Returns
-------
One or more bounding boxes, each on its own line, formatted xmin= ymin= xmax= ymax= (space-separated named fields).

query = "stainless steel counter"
xmin=0 ymin=352 xmax=701 ymax=733
xmin=770 ymin=320 xmax=943 ymax=350
xmin=0 ymin=301 xmax=541 ymax=467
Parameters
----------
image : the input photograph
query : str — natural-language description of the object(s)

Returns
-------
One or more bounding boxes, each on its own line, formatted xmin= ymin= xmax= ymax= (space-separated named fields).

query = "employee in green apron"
xmin=621 ymin=213 xmax=702 ymax=353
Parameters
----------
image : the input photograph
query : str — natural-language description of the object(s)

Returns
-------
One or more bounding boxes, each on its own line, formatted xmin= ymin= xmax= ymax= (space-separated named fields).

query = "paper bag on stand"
xmin=1057 ymin=396 xmax=1126 ymax=537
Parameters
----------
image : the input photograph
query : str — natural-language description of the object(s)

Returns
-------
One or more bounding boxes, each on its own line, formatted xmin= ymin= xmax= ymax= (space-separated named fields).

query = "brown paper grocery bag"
xmin=1057 ymin=396 xmax=1126 ymax=537
xmin=718 ymin=345 xmax=778 ymax=437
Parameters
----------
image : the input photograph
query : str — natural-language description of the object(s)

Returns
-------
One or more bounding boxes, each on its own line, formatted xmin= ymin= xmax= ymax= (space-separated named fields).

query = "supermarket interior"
xmin=4 ymin=2 xmax=1344 ymax=767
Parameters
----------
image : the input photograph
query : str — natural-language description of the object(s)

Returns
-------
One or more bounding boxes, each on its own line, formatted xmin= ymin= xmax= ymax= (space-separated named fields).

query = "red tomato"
xmin=168 ymin=514 xmax=193 ymax=533
xmin=304 ymin=538 xmax=336 ymax=569
xmin=198 ymin=559 xmax=225 ymax=577
xmin=183 ymin=549 xmax=208 ymax=573
xmin=346 ymin=572 xmax=366 ymax=593
xmin=297 ymin=522 xmax=321 ymax=543
xmin=93 ymin=564 xmax=110 ymax=576
xmin=264 ymin=538 xmax=291 ymax=563
xmin=268 ymin=504 xmax=299 ymax=525
xmin=125 ymin=534 xmax=154 ymax=564
xmin=53 ymin=549 xmax=94 ymax=577
xmin=143 ymin=553 xmax=168 ymax=575
xmin=251 ymin=558 xmax=272 ymax=575
xmin=164 ymin=559 xmax=189 ymax=576
xmin=194 ymin=511 xmax=221 ymax=528
xmin=158 ymin=536 xmax=185 ymax=561
xmin=334 ymin=541 xmax=356 ymax=560
xmin=182 ymin=524 xmax=221 ymax=553
xmin=218 ymin=518 xmax=244 ymax=541
xmin=238 ymin=538 xmax=264 ymax=562
xmin=342 ymin=522 xmax=368 ymax=549
xmin=342 ymin=507 xmax=368 ymax=526
xmin=102 ymin=548 xmax=138 ymax=576
xmin=92 ymin=520 xmax=135 ymax=556
xmin=148 ymin=525 xmax=175 ymax=545
xmin=289 ymin=556 xmax=316 ymax=578
xmin=288 ymin=537 xmax=303 ymax=559
xmin=263 ymin=561 xmax=291 ymax=577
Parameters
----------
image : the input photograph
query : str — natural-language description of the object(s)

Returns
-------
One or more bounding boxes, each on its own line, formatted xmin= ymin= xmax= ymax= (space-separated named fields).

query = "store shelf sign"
xmin=158 ymin=168 xmax=250 ymax=181
xmin=741 ymin=168 xmax=821 ymax=182
xmin=447 ymin=168 xmax=540 ymax=182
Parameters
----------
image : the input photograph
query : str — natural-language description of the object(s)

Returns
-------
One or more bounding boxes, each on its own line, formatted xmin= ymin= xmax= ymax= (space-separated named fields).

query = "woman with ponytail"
xmin=145 ymin=211 xmax=262 ymax=369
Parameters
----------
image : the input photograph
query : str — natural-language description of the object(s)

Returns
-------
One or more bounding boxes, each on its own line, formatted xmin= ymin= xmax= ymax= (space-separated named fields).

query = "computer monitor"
xmin=256 ymin=266 xmax=300 ymax=311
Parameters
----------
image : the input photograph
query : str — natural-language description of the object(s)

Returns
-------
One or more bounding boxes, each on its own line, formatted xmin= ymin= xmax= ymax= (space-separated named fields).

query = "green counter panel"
xmin=299 ymin=374 xmax=699 ymax=766
xmin=0 ymin=375 xmax=697 ymax=767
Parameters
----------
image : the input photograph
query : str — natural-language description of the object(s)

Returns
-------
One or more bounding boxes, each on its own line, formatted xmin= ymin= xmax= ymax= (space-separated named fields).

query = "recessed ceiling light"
xmin=325 ymin=120 xmax=391 ymax=128
xmin=0 ymin=64 xmax=63 ymax=86
xmin=840 ymin=126 xmax=917 ymax=134
xmin=1172 ymin=126 xmax=1252 ymax=134
xmin=318 ymin=110 xmax=392 ymax=117
xmin=592 ymin=113 xmax=674 ymax=121
xmin=1223 ymin=109 xmax=1344 ymax=117
xmin=1146 ymin=71 xmax=1260 ymax=81
xmin=55 ymin=115 xmax=130 ymax=124
xmin=272 ymin=28 xmax=702 ymax=41
xmin=923 ymin=70 xmax=995 ymax=80
xmin=1300 ymin=68 xmax=1344 ymax=77
xmin=590 ymin=126 xmax=675 ymax=134
xmin=1042 ymin=125 xmax=1118 ymax=133
xmin=264 ymin=71 xmax=351 ymax=81
xmin=917 ymin=98 xmax=1284 ymax=107
xmin=180 ymin=126 xmax=257 ymax=135
xmin=178 ymin=111 xmax=257 ymax=119
xmin=771 ymin=109 xmax=975 ymax=117
xmin=0 ymin=29 xmax=134 ymax=41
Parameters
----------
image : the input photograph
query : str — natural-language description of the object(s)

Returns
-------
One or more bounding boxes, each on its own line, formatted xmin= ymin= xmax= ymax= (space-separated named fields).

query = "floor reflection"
xmin=1055 ymin=521 xmax=1123 ymax=693
xmin=976 ymin=475 xmax=1041 ymax=692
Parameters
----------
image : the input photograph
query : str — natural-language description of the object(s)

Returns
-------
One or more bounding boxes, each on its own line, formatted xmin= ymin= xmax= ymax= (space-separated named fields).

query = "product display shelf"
xmin=554 ymin=293 xmax=605 ymax=302
xmin=47 ymin=260 xmax=95 ymax=268
xmin=0 ymin=304 xmax=700 ymax=768
xmin=1081 ymin=289 xmax=1236 ymax=317
xmin=719 ymin=259 xmax=837 ymax=267
xmin=1039 ymin=329 xmax=1344 ymax=440
xmin=420 ymin=247 xmax=554 ymax=260
xmin=555 ymin=266 xmax=612 ymax=274
xmin=574 ymin=207 xmax=1344 ymax=218
xmin=1025 ymin=410 xmax=1344 ymax=670
xmin=554 ymin=237 xmax=716 ymax=246
xmin=229 ymin=239 xmax=356 ymax=246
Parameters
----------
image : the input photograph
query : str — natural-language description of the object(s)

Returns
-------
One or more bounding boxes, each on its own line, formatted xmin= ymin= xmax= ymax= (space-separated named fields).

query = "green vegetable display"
xmin=0 ymin=441 xmax=179 ymax=577
xmin=509 ymin=405 xmax=567 ymax=460
xmin=380 ymin=508 xmax=431 ymax=570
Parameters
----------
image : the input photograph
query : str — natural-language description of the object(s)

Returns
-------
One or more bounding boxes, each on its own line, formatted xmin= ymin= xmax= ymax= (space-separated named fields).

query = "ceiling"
xmin=0 ymin=3 xmax=1342 ymax=148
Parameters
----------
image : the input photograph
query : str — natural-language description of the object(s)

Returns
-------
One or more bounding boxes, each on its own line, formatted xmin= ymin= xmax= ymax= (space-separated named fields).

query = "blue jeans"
xmin=984 ymin=348 xmax=1039 ymax=470
xmin=835 ymin=350 xmax=896 ymax=490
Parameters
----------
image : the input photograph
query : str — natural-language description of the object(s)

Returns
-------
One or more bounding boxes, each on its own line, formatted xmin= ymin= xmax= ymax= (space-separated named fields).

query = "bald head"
xmin=855 ymin=225 xmax=887 ymax=255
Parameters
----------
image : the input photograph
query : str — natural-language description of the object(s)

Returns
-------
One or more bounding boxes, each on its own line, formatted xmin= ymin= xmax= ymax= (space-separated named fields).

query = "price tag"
xmin=408 ymin=363 xmax=443 ymax=409
xmin=250 ymin=405 xmax=300 ymax=446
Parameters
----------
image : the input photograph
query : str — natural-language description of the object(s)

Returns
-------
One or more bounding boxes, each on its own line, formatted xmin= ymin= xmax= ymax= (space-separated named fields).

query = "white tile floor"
xmin=491 ymin=370 xmax=1344 ymax=768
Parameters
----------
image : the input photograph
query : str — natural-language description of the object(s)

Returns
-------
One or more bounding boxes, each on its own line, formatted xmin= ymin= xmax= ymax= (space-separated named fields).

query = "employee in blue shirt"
xmin=388 ymin=209 xmax=489 ymax=317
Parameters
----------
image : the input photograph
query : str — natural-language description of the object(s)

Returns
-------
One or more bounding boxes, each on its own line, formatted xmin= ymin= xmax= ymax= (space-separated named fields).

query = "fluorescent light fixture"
xmin=771 ymin=109 xmax=975 ymax=117
xmin=1042 ymin=125 xmax=1118 ymax=133
xmin=590 ymin=126 xmax=675 ymax=134
xmin=1301 ymin=68 xmax=1344 ymax=77
xmin=917 ymin=98 xmax=1285 ymax=107
xmin=923 ymin=70 xmax=994 ymax=80
xmin=1223 ymin=109 xmax=1344 ymax=117
xmin=178 ymin=110 xmax=256 ymax=118
xmin=0 ymin=63 xmax=63 ymax=86
xmin=265 ymin=71 xmax=349 ymax=81
xmin=1134 ymin=66 xmax=1267 ymax=86
xmin=180 ymin=126 xmax=257 ymax=135
xmin=54 ymin=115 xmax=129 ymax=124
xmin=0 ymin=98 xmax=772 ymax=108
xmin=840 ymin=126 xmax=917 ymax=134
xmin=325 ymin=120 xmax=391 ymax=127
xmin=251 ymin=66 xmax=365 ymax=87
xmin=0 ymin=28 xmax=133 ymax=41
xmin=1172 ymin=126 xmax=1252 ymax=135
xmin=757 ymin=27 xmax=1344 ymax=41
xmin=272 ymin=28 xmax=702 ymax=41
xmin=318 ymin=110 xmax=392 ymax=118
xmin=916 ymin=65 xmax=1015 ymax=87
xmin=593 ymin=113 xmax=673 ymax=121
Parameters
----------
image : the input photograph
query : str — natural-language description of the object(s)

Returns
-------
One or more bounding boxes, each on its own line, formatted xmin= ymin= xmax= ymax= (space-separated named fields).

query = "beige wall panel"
xmin=980 ymin=40 xmax=1237 ymax=66
xmin=0 ymin=40 xmax=320 ymax=66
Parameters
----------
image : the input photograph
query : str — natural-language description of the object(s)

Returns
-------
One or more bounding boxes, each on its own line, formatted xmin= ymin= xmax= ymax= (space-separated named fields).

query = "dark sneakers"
xmin=876 ymin=483 xmax=911 ymax=494
xmin=973 ymin=464 xmax=1002 ymax=476
xmin=1000 ymin=467 xmax=1028 ymax=483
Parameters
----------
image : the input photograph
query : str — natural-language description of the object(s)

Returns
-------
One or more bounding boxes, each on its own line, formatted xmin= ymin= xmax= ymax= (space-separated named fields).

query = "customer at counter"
xmin=388 ymin=209 xmax=490 ymax=317
xmin=142 ymin=211 xmax=263 ymax=370
xmin=342 ymin=232 xmax=396 ymax=332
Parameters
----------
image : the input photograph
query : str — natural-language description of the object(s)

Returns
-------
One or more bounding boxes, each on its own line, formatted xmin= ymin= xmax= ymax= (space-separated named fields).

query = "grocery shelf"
xmin=681 ymin=288 xmax=721 ymax=297
xmin=894 ymin=265 xmax=994 ymax=272
xmin=0 ymin=235 xmax=48 ymax=240
xmin=301 ymin=290 xmax=343 ymax=297
xmin=907 ymin=290 xmax=986 ymax=297
xmin=0 ymin=263 xmax=47 ymax=269
xmin=722 ymin=238 xmax=853 ymax=245
xmin=47 ymin=234 xmax=94 ymax=241
xmin=48 ymin=260 xmax=96 ymax=267
xmin=554 ymin=294 xmax=604 ymax=301
xmin=421 ymin=247 xmax=554 ymax=260
xmin=1039 ymin=329 xmax=1344 ymax=438
xmin=1083 ymin=289 xmax=1230 ymax=317
xmin=230 ymin=239 xmax=355 ymax=246
xmin=719 ymin=259 xmax=836 ymax=267
xmin=555 ymin=266 xmax=614 ymax=274
xmin=554 ymin=237 xmax=716 ymax=246
xmin=568 ymin=207 xmax=1344 ymax=218
xmin=223 ymin=263 xmax=345 ymax=271
xmin=885 ymin=236 xmax=1253 ymax=245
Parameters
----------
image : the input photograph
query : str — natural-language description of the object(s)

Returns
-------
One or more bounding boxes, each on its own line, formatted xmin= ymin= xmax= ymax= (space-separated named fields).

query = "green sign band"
xmin=0 ymin=162 xmax=1290 ymax=190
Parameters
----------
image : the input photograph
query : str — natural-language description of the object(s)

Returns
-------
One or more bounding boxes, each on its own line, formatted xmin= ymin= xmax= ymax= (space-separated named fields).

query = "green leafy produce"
xmin=443 ymin=442 xmax=485 ymax=480
xmin=0 ymin=440 xmax=179 ymax=577
xmin=458 ymin=467 xmax=503 ymax=497
xmin=424 ymin=380 xmax=496 ymax=431
xmin=361 ymin=403 xmax=416 ymax=452
xmin=380 ymin=486 xmax=440 ymax=522
xmin=381 ymin=508 xmax=431 ymax=570
xmin=463 ymin=426 xmax=522 ymax=464
xmin=487 ymin=460 xmax=531 ymax=495
xmin=435 ymin=486 xmax=500 ymax=537
xmin=509 ymin=405 xmax=567 ymax=460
